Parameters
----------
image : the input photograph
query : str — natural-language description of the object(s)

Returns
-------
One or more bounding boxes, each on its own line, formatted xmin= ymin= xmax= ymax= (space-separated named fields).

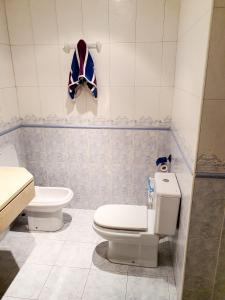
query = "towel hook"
xmin=63 ymin=41 xmax=102 ymax=54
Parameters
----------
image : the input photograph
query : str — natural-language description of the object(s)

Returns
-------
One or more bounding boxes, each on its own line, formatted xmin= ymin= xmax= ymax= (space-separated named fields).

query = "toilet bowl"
xmin=0 ymin=144 xmax=74 ymax=232
xmin=93 ymin=172 xmax=181 ymax=268
xmin=25 ymin=186 xmax=73 ymax=231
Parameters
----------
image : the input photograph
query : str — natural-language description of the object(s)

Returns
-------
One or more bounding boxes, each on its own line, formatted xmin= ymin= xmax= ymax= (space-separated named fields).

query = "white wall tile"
xmin=0 ymin=45 xmax=15 ymax=88
xmin=11 ymin=46 xmax=37 ymax=86
xmin=1 ymin=87 xmax=19 ymax=122
xmin=161 ymin=42 xmax=177 ymax=86
xmin=110 ymin=86 xmax=135 ymax=118
xmin=91 ymin=44 xmax=110 ymax=87
xmin=134 ymin=87 xmax=160 ymax=119
xmin=83 ymin=0 xmax=109 ymax=43
xmin=172 ymin=88 xmax=202 ymax=162
xmin=159 ymin=87 xmax=173 ymax=121
xmin=109 ymin=0 xmax=136 ymax=42
xmin=178 ymin=0 xmax=213 ymax=39
xmin=175 ymin=12 xmax=212 ymax=97
xmin=136 ymin=0 xmax=164 ymax=42
xmin=35 ymin=46 xmax=61 ymax=86
xmin=30 ymin=0 xmax=58 ymax=45
xmin=214 ymin=0 xmax=225 ymax=7
xmin=0 ymin=0 xmax=9 ymax=44
xmin=40 ymin=86 xmax=66 ymax=117
xmin=164 ymin=0 xmax=180 ymax=41
xmin=135 ymin=43 xmax=162 ymax=86
xmin=17 ymin=87 xmax=41 ymax=118
xmin=56 ymin=0 xmax=83 ymax=44
xmin=5 ymin=0 xmax=33 ymax=45
xmin=110 ymin=43 xmax=135 ymax=86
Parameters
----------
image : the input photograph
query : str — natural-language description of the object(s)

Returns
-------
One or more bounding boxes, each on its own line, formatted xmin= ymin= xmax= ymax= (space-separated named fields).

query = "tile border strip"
xmin=195 ymin=172 xmax=225 ymax=179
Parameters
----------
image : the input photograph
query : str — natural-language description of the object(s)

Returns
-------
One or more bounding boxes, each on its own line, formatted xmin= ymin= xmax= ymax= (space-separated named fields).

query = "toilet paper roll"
xmin=160 ymin=164 xmax=168 ymax=172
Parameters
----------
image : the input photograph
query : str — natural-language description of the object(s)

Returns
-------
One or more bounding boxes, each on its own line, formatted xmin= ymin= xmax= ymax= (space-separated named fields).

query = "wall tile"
xmin=0 ymin=45 xmax=15 ymax=88
xmin=5 ymin=0 xmax=33 ymax=45
xmin=175 ymin=11 xmax=212 ymax=97
xmin=135 ymin=43 xmax=162 ymax=86
xmin=109 ymin=86 xmax=135 ymax=118
xmin=91 ymin=44 xmax=110 ymax=87
xmin=0 ymin=88 xmax=19 ymax=122
xmin=159 ymin=87 xmax=173 ymax=121
xmin=30 ymin=0 xmax=58 ymax=45
xmin=178 ymin=0 xmax=213 ymax=39
xmin=40 ymin=86 xmax=66 ymax=118
xmin=110 ymin=43 xmax=135 ymax=86
xmin=56 ymin=0 xmax=83 ymax=44
xmin=189 ymin=178 xmax=225 ymax=239
xmin=183 ymin=236 xmax=220 ymax=300
xmin=11 ymin=46 xmax=37 ymax=86
xmin=214 ymin=0 xmax=225 ymax=7
xmin=17 ymin=87 xmax=41 ymax=118
xmin=204 ymin=8 xmax=225 ymax=100
xmin=163 ymin=0 xmax=180 ymax=41
xmin=109 ymin=0 xmax=136 ymax=42
xmin=0 ymin=0 xmax=9 ymax=44
xmin=161 ymin=42 xmax=176 ymax=86
xmin=172 ymin=88 xmax=202 ymax=166
xmin=213 ymin=221 xmax=225 ymax=300
xmin=136 ymin=0 xmax=164 ymax=42
xmin=197 ymin=100 xmax=225 ymax=173
xmin=35 ymin=46 xmax=61 ymax=86
xmin=134 ymin=87 xmax=160 ymax=120
xmin=83 ymin=0 xmax=109 ymax=43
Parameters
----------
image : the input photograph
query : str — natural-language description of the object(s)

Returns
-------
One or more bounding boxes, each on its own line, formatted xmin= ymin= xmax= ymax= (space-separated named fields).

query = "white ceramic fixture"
xmin=93 ymin=172 xmax=181 ymax=268
xmin=0 ymin=144 xmax=73 ymax=232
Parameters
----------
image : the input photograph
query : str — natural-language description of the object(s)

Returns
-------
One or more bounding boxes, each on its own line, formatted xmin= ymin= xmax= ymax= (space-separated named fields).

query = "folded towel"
xmin=68 ymin=39 xmax=97 ymax=100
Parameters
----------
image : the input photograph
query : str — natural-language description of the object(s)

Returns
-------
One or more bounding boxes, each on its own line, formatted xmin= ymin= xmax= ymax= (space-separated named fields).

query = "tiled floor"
xmin=0 ymin=209 xmax=177 ymax=300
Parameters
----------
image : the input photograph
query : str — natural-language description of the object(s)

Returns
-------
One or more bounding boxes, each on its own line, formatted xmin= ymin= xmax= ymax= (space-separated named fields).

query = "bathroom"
xmin=0 ymin=0 xmax=225 ymax=299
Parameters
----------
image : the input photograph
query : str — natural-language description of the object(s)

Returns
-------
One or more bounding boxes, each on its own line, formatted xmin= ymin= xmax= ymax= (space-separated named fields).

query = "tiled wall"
xmin=171 ymin=0 xmax=213 ymax=169
xmin=183 ymin=1 xmax=225 ymax=299
xmin=170 ymin=1 xmax=214 ymax=299
xmin=5 ymin=0 xmax=179 ymax=127
xmin=22 ymin=127 xmax=170 ymax=209
xmin=0 ymin=0 xmax=19 ymax=132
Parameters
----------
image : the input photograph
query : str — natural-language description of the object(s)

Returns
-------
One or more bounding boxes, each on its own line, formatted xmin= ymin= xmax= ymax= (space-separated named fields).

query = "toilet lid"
xmin=94 ymin=204 xmax=148 ymax=231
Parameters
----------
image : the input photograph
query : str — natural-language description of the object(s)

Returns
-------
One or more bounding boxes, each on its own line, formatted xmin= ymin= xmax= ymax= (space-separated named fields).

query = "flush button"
xmin=163 ymin=179 xmax=169 ymax=182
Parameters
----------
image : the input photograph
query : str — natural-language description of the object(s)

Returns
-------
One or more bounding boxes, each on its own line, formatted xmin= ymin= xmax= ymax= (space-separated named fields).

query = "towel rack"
xmin=63 ymin=41 xmax=102 ymax=53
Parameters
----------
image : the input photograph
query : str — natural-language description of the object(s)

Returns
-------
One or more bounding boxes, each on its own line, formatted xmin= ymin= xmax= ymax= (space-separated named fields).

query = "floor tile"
xmin=26 ymin=239 xmax=64 ymax=266
xmin=82 ymin=269 xmax=127 ymax=300
xmin=92 ymin=241 xmax=128 ymax=274
xmin=39 ymin=266 xmax=89 ymax=300
xmin=126 ymin=276 xmax=169 ymax=300
xmin=56 ymin=241 xmax=96 ymax=268
xmin=0 ymin=237 xmax=35 ymax=263
xmin=4 ymin=263 xmax=52 ymax=299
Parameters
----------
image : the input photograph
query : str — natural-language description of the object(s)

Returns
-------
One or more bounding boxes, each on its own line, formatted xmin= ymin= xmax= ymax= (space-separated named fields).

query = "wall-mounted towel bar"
xmin=63 ymin=41 xmax=102 ymax=53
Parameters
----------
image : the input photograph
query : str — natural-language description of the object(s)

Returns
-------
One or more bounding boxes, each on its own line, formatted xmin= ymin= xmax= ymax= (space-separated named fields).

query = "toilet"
xmin=0 ymin=144 xmax=73 ymax=232
xmin=93 ymin=172 xmax=181 ymax=268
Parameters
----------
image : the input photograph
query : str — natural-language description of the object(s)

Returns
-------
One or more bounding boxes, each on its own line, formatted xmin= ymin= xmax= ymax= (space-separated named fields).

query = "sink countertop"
xmin=0 ymin=167 xmax=34 ymax=211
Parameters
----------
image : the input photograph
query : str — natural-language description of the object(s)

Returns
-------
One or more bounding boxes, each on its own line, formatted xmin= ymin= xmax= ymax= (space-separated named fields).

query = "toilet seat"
xmin=94 ymin=204 xmax=148 ymax=231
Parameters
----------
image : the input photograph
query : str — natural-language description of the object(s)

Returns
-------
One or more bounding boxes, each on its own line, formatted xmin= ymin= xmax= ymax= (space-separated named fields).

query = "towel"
xmin=68 ymin=39 xmax=97 ymax=100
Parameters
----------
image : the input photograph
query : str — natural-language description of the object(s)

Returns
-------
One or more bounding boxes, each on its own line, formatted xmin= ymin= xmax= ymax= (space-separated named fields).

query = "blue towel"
xmin=68 ymin=39 xmax=97 ymax=100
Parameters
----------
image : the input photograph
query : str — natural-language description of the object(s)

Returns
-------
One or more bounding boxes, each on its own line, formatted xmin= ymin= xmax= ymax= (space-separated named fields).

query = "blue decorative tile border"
xmin=20 ymin=123 xmax=170 ymax=131
xmin=0 ymin=124 xmax=21 ymax=137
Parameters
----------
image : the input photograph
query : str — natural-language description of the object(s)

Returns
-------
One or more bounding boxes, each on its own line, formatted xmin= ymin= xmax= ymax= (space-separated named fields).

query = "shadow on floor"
xmin=92 ymin=238 xmax=173 ymax=274
xmin=0 ymin=251 xmax=20 ymax=298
